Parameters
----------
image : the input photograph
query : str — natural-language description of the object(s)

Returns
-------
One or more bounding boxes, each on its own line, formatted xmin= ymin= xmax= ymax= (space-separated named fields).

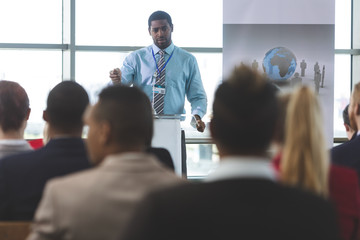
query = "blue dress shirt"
xmin=120 ymin=43 xmax=207 ymax=118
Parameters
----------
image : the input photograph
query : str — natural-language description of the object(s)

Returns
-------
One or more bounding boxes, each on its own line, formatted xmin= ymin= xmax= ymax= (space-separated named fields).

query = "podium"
xmin=152 ymin=115 xmax=182 ymax=176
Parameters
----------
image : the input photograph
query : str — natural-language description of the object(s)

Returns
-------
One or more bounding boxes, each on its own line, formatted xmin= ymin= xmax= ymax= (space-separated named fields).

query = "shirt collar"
xmin=0 ymin=139 xmax=29 ymax=145
xmin=205 ymin=156 xmax=276 ymax=182
xmin=152 ymin=42 xmax=174 ymax=55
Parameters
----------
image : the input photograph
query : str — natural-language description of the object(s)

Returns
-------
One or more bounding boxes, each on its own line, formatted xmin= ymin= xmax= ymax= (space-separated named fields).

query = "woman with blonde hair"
xmin=279 ymin=85 xmax=360 ymax=240
xmin=280 ymin=86 xmax=329 ymax=197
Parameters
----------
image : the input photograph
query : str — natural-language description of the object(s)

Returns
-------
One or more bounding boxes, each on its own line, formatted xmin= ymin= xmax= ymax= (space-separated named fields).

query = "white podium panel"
xmin=152 ymin=117 xmax=182 ymax=176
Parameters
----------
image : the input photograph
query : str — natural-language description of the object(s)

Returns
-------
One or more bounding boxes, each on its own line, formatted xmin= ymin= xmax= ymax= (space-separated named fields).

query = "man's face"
xmin=83 ymin=104 xmax=106 ymax=166
xmin=149 ymin=19 xmax=173 ymax=49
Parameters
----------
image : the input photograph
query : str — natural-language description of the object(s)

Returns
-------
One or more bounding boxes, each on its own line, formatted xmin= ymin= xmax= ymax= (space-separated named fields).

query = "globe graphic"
xmin=262 ymin=47 xmax=297 ymax=81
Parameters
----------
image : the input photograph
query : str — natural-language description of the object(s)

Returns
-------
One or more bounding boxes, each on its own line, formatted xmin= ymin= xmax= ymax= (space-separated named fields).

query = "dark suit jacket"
xmin=146 ymin=147 xmax=175 ymax=172
xmin=331 ymin=134 xmax=360 ymax=184
xmin=0 ymin=138 xmax=90 ymax=220
xmin=121 ymin=178 xmax=341 ymax=240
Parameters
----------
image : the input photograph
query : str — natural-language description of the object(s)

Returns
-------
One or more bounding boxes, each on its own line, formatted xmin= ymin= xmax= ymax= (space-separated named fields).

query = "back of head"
xmin=211 ymin=65 xmax=278 ymax=155
xmin=0 ymin=80 xmax=29 ymax=133
xmin=148 ymin=10 xmax=173 ymax=28
xmin=95 ymin=85 xmax=153 ymax=147
xmin=342 ymin=104 xmax=350 ymax=126
xmin=281 ymin=86 xmax=328 ymax=197
xmin=46 ymin=81 xmax=89 ymax=133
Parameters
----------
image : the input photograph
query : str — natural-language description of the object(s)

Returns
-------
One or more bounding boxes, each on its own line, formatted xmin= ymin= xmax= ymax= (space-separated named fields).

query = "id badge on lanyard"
xmin=152 ymin=71 xmax=166 ymax=98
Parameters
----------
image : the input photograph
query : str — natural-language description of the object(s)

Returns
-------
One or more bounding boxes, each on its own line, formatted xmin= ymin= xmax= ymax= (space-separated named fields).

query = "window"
xmin=334 ymin=0 xmax=360 ymax=139
xmin=0 ymin=0 xmax=357 ymax=177
xmin=0 ymin=0 xmax=62 ymax=43
xmin=76 ymin=0 xmax=222 ymax=48
xmin=0 ymin=50 xmax=62 ymax=138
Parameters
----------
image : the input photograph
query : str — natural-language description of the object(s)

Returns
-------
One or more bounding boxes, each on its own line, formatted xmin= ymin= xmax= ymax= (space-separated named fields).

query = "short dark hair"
xmin=0 ymin=80 xmax=29 ymax=132
xmin=343 ymin=104 xmax=350 ymax=126
xmin=95 ymin=85 xmax=153 ymax=147
xmin=148 ymin=10 xmax=173 ymax=29
xmin=211 ymin=65 xmax=278 ymax=154
xmin=46 ymin=81 xmax=89 ymax=132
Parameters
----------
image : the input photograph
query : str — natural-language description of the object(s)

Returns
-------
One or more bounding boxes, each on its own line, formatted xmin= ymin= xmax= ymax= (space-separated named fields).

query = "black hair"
xmin=211 ymin=65 xmax=278 ymax=154
xmin=0 ymin=80 xmax=29 ymax=132
xmin=343 ymin=104 xmax=350 ymax=126
xmin=148 ymin=10 xmax=173 ymax=28
xmin=46 ymin=81 xmax=89 ymax=132
xmin=95 ymin=85 xmax=153 ymax=147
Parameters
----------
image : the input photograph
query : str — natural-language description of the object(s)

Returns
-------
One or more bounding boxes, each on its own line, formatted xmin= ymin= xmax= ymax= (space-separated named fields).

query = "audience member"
xmin=343 ymin=104 xmax=356 ymax=140
xmin=120 ymin=66 xmax=340 ymax=240
xmin=0 ymin=81 xmax=91 ymax=220
xmin=279 ymin=86 xmax=360 ymax=240
xmin=280 ymin=86 xmax=329 ymax=196
xmin=332 ymin=83 xmax=360 ymax=180
xmin=27 ymin=85 xmax=183 ymax=240
xmin=0 ymin=80 xmax=32 ymax=158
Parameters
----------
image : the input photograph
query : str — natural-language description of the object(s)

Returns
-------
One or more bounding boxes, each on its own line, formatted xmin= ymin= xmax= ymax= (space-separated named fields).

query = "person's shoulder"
xmin=331 ymin=136 xmax=360 ymax=156
xmin=130 ymin=46 xmax=152 ymax=56
xmin=145 ymin=179 xmax=333 ymax=211
xmin=173 ymin=45 xmax=195 ymax=59
xmin=47 ymin=167 xmax=98 ymax=190
xmin=0 ymin=147 xmax=43 ymax=166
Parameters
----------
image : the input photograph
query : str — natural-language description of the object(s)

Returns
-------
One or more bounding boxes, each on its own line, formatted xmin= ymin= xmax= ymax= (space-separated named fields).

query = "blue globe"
xmin=262 ymin=47 xmax=297 ymax=81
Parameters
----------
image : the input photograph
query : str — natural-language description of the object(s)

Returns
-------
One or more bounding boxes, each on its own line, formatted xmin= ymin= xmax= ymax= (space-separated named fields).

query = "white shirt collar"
xmin=205 ymin=156 xmax=276 ymax=182
xmin=0 ymin=139 xmax=29 ymax=145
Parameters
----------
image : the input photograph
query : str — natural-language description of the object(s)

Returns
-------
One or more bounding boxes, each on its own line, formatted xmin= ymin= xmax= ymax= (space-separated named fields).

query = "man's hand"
xmin=109 ymin=68 xmax=121 ymax=84
xmin=194 ymin=115 xmax=205 ymax=132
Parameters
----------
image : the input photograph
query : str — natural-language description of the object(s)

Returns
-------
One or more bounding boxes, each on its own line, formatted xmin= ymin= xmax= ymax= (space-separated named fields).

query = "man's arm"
xmin=109 ymin=53 xmax=136 ymax=86
xmin=26 ymin=182 xmax=62 ymax=240
xmin=186 ymin=57 xmax=207 ymax=132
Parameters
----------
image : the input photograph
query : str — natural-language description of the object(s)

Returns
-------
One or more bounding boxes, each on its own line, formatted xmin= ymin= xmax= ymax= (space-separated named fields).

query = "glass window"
xmin=353 ymin=56 xmax=360 ymax=87
xmin=335 ymin=0 xmax=351 ymax=49
xmin=0 ymin=0 xmax=62 ymax=43
xmin=76 ymin=0 xmax=222 ymax=48
xmin=354 ymin=0 xmax=360 ymax=48
xmin=186 ymin=144 xmax=219 ymax=178
xmin=0 ymin=50 xmax=62 ymax=138
xmin=333 ymin=54 xmax=351 ymax=138
xmin=75 ymin=51 xmax=130 ymax=103
xmin=182 ymin=52 xmax=222 ymax=138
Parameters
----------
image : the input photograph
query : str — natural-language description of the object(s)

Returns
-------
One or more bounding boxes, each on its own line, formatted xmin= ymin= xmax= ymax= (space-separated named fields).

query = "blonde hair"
xmin=280 ymin=86 xmax=329 ymax=197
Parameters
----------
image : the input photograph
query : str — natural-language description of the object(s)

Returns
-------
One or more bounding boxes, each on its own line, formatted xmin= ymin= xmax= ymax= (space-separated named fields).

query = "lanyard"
xmin=152 ymin=48 xmax=174 ymax=76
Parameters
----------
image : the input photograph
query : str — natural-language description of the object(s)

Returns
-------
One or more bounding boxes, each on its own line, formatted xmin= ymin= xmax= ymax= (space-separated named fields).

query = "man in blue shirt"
xmin=110 ymin=10 xmax=207 ymax=132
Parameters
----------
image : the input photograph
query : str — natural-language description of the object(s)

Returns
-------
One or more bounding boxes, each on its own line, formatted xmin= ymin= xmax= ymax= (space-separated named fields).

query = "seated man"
xmin=27 ymin=85 xmax=183 ymax=240
xmin=121 ymin=65 xmax=341 ymax=240
xmin=0 ymin=80 xmax=32 ymax=158
xmin=0 ymin=81 xmax=91 ymax=220
xmin=332 ymin=83 xmax=360 ymax=184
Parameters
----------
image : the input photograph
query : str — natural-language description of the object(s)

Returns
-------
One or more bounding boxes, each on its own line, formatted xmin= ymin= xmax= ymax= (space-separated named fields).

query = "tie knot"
xmin=159 ymin=50 xmax=165 ymax=56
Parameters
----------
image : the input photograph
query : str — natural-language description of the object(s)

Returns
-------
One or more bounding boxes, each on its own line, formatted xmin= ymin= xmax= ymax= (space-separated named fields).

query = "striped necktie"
xmin=153 ymin=50 xmax=166 ymax=114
